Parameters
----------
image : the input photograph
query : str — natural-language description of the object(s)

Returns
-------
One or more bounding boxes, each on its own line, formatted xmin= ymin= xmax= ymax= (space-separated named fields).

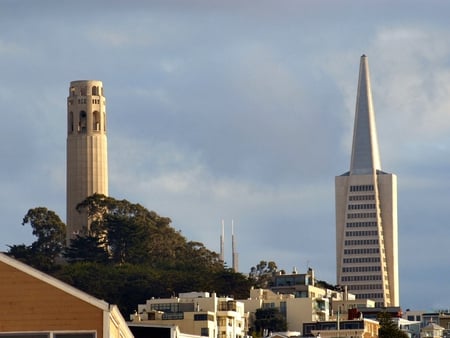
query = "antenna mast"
xmin=232 ymin=220 xmax=239 ymax=272
xmin=220 ymin=220 xmax=225 ymax=263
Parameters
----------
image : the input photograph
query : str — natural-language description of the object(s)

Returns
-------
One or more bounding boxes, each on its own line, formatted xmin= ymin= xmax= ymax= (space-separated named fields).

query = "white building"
xmin=131 ymin=292 xmax=248 ymax=338
xmin=240 ymin=287 xmax=329 ymax=333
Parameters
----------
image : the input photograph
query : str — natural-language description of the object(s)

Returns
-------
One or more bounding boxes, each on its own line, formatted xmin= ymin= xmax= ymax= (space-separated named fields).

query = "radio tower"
xmin=232 ymin=220 xmax=239 ymax=272
xmin=219 ymin=220 xmax=225 ymax=263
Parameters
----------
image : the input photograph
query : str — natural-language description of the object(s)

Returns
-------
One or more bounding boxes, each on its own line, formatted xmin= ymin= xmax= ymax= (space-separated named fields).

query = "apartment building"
xmin=130 ymin=292 xmax=248 ymax=338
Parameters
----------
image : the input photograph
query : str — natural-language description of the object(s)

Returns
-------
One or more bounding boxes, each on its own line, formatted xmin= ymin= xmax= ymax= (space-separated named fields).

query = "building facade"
xmin=0 ymin=253 xmax=132 ymax=338
xmin=335 ymin=55 xmax=399 ymax=307
xmin=131 ymin=292 xmax=248 ymax=338
xmin=303 ymin=318 xmax=379 ymax=338
xmin=66 ymin=80 xmax=108 ymax=242
xmin=240 ymin=287 xmax=330 ymax=333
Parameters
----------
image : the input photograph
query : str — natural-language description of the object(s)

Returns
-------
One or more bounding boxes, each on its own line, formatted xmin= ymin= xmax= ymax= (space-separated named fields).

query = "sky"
xmin=1 ymin=0 xmax=450 ymax=311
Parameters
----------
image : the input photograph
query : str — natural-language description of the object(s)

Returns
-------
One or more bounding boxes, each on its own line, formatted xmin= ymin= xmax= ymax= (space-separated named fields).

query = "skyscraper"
xmin=66 ymin=80 xmax=108 ymax=242
xmin=335 ymin=55 xmax=399 ymax=307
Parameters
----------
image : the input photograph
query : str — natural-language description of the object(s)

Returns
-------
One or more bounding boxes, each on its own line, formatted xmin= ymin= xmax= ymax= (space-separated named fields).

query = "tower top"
xmin=70 ymin=80 xmax=102 ymax=85
xmin=349 ymin=55 xmax=382 ymax=175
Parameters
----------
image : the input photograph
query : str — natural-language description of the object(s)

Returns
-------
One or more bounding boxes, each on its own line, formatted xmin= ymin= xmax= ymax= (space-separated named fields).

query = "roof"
xmin=422 ymin=322 xmax=445 ymax=331
xmin=349 ymin=55 xmax=382 ymax=175
xmin=0 ymin=252 xmax=110 ymax=310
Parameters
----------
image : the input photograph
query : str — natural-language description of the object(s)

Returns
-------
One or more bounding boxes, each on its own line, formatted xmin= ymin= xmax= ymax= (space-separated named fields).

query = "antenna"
xmin=220 ymin=220 xmax=225 ymax=263
xmin=232 ymin=220 xmax=239 ymax=272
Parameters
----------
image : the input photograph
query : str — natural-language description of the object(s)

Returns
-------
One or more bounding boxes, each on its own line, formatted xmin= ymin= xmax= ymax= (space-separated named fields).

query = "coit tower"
xmin=66 ymin=80 xmax=108 ymax=242
xmin=335 ymin=56 xmax=399 ymax=307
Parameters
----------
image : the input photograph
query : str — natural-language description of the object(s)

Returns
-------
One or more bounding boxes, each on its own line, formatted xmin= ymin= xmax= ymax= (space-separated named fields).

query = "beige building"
xmin=240 ymin=269 xmax=376 ymax=332
xmin=421 ymin=322 xmax=445 ymax=338
xmin=66 ymin=80 xmax=108 ymax=241
xmin=303 ymin=318 xmax=380 ymax=338
xmin=130 ymin=292 xmax=248 ymax=338
xmin=240 ymin=287 xmax=330 ymax=333
xmin=335 ymin=55 xmax=399 ymax=307
xmin=0 ymin=253 xmax=132 ymax=338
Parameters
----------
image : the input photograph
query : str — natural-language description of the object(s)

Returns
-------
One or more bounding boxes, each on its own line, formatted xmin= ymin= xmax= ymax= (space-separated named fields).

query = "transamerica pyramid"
xmin=335 ymin=55 xmax=399 ymax=307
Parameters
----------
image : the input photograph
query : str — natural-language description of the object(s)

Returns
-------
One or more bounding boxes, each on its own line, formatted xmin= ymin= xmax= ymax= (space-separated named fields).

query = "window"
xmin=69 ymin=111 xmax=74 ymax=133
xmin=0 ymin=333 xmax=95 ymax=338
xmin=55 ymin=334 xmax=95 ymax=338
xmin=350 ymin=185 xmax=374 ymax=192
xmin=92 ymin=86 xmax=98 ymax=96
xmin=200 ymin=328 xmax=209 ymax=337
xmin=194 ymin=314 xmax=208 ymax=321
xmin=162 ymin=312 xmax=184 ymax=320
xmin=0 ymin=335 xmax=48 ymax=338
xmin=79 ymin=111 xmax=87 ymax=133
xmin=150 ymin=303 xmax=180 ymax=312
xmin=280 ymin=301 xmax=287 ymax=316
xmin=346 ymin=221 xmax=377 ymax=228
xmin=345 ymin=230 xmax=378 ymax=237
xmin=93 ymin=111 xmax=100 ymax=131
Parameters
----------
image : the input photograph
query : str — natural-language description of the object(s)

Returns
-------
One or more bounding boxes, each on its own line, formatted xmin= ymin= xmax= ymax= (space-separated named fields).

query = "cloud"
xmin=0 ymin=39 xmax=25 ymax=56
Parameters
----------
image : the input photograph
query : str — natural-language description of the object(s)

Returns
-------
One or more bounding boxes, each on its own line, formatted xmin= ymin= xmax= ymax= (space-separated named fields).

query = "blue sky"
xmin=1 ymin=0 xmax=450 ymax=311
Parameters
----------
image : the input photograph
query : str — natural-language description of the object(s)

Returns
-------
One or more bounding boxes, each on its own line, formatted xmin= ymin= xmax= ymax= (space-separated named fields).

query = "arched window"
xmin=93 ymin=111 xmax=100 ymax=131
xmin=103 ymin=112 xmax=106 ymax=131
xmin=79 ymin=111 xmax=87 ymax=133
xmin=69 ymin=111 xmax=74 ymax=133
xmin=92 ymin=86 xmax=98 ymax=96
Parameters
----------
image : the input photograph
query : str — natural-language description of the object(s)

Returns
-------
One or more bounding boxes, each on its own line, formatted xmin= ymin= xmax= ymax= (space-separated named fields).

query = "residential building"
xmin=67 ymin=80 xmax=108 ymax=242
xmin=403 ymin=310 xmax=424 ymax=325
xmin=421 ymin=322 xmax=445 ymax=338
xmin=405 ymin=311 xmax=450 ymax=337
xmin=302 ymin=318 xmax=379 ymax=337
xmin=437 ymin=313 xmax=450 ymax=337
xmin=130 ymin=292 xmax=248 ymax=338
xmin=335 ymin=55 xmax=399 ymax=307
xmin=128 ymin=323 xmax=203 ymax=338
xmin=240 ymin=287 xmax=329 ymax=333
xmin=240 ymin=269 xmax=378 ymax=333
xmin=0 ymin=253 xmax=132 ymax=338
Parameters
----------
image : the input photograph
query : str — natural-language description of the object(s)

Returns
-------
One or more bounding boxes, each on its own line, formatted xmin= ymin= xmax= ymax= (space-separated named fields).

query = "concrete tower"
xmin=335 ymin=56 xmax=399 ymax=307
xmin=66 ymin=80 xmax=108 ymax=242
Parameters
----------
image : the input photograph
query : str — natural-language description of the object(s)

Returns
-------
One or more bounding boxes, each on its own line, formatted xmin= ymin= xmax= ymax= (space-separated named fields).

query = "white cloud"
xmin=0 ymin=39 xmax=26 ymax=56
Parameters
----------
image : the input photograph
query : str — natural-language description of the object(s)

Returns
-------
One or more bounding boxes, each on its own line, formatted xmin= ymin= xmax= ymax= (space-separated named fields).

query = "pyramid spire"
xmin=350 ymin=55 xmax=382 ymax=175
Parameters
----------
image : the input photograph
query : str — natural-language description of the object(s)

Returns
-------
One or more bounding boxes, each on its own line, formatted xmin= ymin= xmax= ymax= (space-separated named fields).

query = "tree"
xmin=8 ymin=207 xmax=66 ymax=271
xmin=9 ymin=195 xmax=246 ymax=318
xmin=210 ymin=268 xmax=253 ymax=299
xmin=377 ymin=311 xmax=408 ymax=338
xmin=252 ymin=307 xmax=287 ymax=337
xmin=249 ymin=260 xmax=278 ymax=288
xmin=65 ymin=234 xmax=109 ymax=263
xmin=71 ymin=194 xmax=223 ymax=269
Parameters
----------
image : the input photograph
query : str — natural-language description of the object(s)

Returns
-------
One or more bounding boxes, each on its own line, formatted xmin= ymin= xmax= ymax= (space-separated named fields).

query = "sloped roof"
xmin=0 ymin=252 xmax=109 ymax=310
xmin=422 ymin=322 xmax=445 ymax=331
xmin=350 ymin=55 xmax=382 ymax=175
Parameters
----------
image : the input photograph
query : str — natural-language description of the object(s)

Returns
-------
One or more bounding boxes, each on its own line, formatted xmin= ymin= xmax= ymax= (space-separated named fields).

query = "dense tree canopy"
xmin=251 ymin=307 xmax=287 ymax=337
xmin=7 ymin=195 xmax=252 ymax=317
xmin=8 ymin=207 xmax=66 ymax=271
